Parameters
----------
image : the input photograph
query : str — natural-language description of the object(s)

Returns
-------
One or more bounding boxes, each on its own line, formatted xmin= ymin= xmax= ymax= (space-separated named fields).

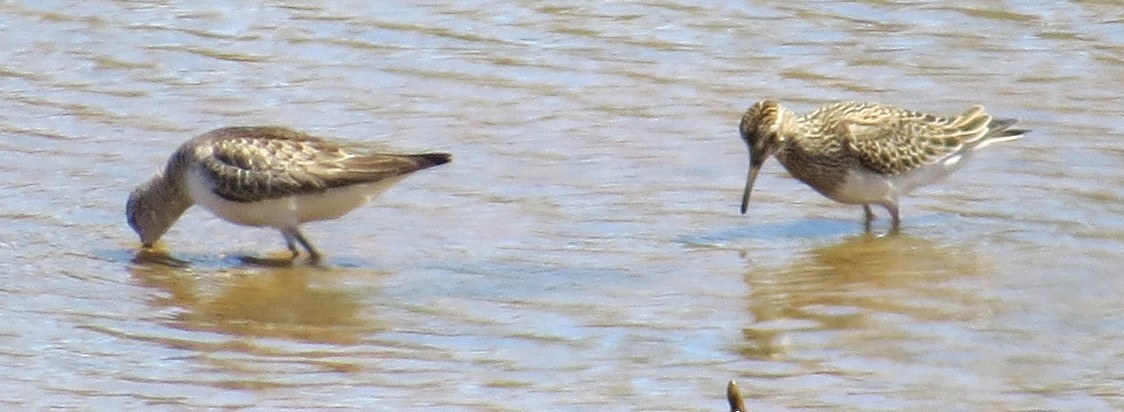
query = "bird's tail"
xmin=953 ymin=105 xmax=1027 ymax=147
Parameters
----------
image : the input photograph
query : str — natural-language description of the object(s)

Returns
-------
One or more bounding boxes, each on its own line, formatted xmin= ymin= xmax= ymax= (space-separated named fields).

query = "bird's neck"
xmin=149 ymin=172 xmax=193 ymax=219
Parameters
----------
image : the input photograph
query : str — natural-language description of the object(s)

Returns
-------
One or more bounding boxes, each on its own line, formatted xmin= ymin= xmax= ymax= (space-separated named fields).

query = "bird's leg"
xmin=281 ymin=229 xmax=302 ymax=259
xmin=285 ymin=227 xmax=321 ymax=263
xmin=862 ymin=204 xmax=875 ymax=232
xmin=884 ymin=202 xmax=901 ymax=233
xmin=235 ymin=231 xmax=298 ymax=266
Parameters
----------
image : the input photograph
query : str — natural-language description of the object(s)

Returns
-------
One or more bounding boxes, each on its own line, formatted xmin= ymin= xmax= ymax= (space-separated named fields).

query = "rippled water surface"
xmin=2 ymin=0 xmax=1122 ymax=409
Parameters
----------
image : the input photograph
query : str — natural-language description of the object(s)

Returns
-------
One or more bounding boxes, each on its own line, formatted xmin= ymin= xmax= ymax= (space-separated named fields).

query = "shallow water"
xmin=1 ymin=0 xmax=1122 ymax=409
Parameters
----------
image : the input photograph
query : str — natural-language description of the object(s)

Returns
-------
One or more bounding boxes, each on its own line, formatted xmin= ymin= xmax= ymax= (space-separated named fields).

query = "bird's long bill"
xmin=740 ymin=160 xmax=764 ymax=215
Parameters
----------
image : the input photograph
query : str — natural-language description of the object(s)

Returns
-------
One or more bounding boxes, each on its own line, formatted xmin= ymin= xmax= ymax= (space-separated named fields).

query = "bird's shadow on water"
xmin=679 ymin=219 xmax=859 ymax=248
xmin=679 ymin=213 xmax=955 ymax=247
xmin=120 ymin=247 xmax=377 ymax=270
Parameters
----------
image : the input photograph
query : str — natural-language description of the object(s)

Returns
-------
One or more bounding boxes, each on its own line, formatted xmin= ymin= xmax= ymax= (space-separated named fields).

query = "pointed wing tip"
xmin=416 ymin=152 xmax=452 ymax=167
xmin=987 ymin=118 xmax=1029 ymax=140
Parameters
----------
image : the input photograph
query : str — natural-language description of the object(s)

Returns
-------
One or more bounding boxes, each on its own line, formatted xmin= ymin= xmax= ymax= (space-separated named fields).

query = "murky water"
xmin=1 ymin=0 xmax=1122 ymax=409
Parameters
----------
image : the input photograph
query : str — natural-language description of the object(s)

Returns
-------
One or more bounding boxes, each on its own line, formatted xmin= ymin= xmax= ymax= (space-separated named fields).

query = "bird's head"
xmin=739 ymin=100 xmax=794 ymax=214
xmin=126 ymin=174 xmax=184 ymax=247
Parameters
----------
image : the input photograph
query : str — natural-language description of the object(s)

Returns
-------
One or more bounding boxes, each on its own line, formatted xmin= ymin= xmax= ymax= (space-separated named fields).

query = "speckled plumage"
xmin=126 ymin=126 xmax=451 ymax=262
xmin=738 ymin=100 xmax=1026 ymax=230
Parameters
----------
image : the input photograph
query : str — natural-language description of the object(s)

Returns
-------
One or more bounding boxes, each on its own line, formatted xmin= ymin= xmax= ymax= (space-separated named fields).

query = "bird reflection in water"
xmin=128 ymin=262 xmax=381 ymax=345
xmin=736 ymin=233 xmax=987 ymax=360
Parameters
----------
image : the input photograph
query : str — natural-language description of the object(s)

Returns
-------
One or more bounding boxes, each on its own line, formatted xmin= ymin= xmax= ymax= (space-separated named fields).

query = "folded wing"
xmin=193 ymin=127 xmax=448 ymax=203
xmin=842 ymin=105 xmax=998 ymax=175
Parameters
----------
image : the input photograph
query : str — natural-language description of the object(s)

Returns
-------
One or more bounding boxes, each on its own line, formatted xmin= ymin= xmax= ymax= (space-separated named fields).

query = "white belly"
xmin=185 ymin=170 xmax=405 ymax=228
xmin=833 ymin=157 xmax=965 ymax=205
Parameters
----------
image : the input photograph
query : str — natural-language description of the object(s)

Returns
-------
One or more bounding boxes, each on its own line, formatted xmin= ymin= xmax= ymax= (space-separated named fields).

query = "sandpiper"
xmin=126 ymin=126 xmax=451 ymax=262
xmin=738 ymin=100 xmax=1026 ymax=230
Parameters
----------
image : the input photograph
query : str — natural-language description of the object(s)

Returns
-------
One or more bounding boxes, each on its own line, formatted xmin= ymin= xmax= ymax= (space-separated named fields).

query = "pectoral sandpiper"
xmin=738 ymin=100 xmax=1026 ymax=230
xmin=126 ymin=126 xmax=451 ymax=262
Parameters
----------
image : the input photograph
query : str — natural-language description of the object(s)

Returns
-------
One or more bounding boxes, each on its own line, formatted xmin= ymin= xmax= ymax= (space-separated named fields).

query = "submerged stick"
xmin=727 ymin=380 xmax=748 ymax=412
